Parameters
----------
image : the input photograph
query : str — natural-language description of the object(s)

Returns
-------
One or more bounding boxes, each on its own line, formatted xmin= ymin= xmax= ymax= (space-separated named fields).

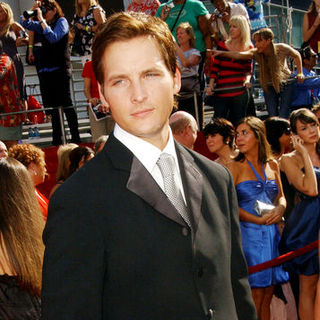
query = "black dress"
xmin=0 ymin=275 xmax=41 ymax=320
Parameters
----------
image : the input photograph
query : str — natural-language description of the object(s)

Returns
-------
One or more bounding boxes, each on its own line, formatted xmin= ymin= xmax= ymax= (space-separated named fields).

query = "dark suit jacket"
xmin=41 ymin=134 xmax=257 ymax=320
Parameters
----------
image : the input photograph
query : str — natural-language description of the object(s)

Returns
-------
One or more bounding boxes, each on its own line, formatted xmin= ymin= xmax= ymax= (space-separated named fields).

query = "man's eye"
xmin=145 ymin=73 xmax=158 ymax=78
xmin=112 ymin=79 xmax=125 ymax=86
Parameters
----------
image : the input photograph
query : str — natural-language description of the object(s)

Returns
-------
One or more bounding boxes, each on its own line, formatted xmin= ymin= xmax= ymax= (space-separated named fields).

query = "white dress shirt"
xmin=113 ymin=124 xmax=187 ymax=202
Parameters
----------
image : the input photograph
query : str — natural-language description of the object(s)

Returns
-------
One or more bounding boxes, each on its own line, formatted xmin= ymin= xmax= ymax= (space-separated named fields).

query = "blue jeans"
xmin=263 ymin=83 xmax=294 ymax=119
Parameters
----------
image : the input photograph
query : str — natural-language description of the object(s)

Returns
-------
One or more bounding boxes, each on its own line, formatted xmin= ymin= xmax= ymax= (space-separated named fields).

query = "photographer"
xmin=20 ymin=0 xmax=80 ymax=146
xmin=210 ymin=0 xmax=250 ymax=42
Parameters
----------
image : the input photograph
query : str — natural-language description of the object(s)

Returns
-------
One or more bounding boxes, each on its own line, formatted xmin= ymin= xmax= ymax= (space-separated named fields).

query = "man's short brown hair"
xmin=92 ymin=11 xmax=177 ymax=85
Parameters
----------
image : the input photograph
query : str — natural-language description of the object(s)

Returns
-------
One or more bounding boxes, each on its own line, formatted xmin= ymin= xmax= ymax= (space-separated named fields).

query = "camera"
xmin=23 ymin=6 xmax=47 ymax=19
xmin=214 ymin=11 xmax=223 ymax=18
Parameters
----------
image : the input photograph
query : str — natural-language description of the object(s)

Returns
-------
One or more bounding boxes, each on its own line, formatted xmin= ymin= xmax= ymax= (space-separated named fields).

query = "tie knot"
xmin=157 ymin=153 xmax=175 ymax=179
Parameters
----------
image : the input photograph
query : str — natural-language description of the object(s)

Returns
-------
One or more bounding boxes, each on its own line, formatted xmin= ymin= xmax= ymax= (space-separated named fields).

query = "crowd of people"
xmin=0 ymin=0 xmax=320 ymax=320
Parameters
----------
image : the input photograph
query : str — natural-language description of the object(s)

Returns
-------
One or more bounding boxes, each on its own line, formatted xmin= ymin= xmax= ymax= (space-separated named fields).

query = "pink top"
xmin=127 ymin=0 xmax=160 ymax=16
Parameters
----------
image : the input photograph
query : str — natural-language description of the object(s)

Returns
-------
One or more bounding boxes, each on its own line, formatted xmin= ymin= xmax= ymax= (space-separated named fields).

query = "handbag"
xmin=179 ymin=76 xmax=200 ymax=99
xmin=253 ymin=200 xmax=275 ymax=216
xmin=27 ymin=95 xmax=45 ymax=124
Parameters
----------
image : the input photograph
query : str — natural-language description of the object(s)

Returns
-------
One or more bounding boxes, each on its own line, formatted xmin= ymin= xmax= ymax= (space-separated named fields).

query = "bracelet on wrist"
xmin=297 ymin=73 xmax=304 ymax=77
xmin=85 ymin=25 xmax=91 ymax=32
xmin=28 ymin=45 xmax=33 ymax=48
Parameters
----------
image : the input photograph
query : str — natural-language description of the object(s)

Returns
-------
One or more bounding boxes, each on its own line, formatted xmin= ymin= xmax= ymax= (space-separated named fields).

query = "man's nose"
xmin=130 ymin=81 xmax=147 ymax=103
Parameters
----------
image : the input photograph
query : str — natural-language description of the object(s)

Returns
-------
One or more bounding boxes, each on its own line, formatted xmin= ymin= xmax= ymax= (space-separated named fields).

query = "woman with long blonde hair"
xmin=0 ymin=157 xmax=44 ymax=319
xmin=0 ymin=2 xmax=28 ymax=107
xmin=206 ymin=15 xmax=253 ymax=125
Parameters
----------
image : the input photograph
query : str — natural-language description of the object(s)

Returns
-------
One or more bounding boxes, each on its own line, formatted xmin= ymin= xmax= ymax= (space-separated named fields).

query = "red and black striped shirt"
xmin=210 ymin=41 xmax=253 ymax=98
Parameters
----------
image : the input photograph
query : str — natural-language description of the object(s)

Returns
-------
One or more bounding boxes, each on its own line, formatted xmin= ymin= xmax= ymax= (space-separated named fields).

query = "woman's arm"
xmin=209 ymin=48 xmax=255 ymax=60
xmin=27 ymin=30 xmax=35 ymax=64
xmin=83 ymin=77 xmax=99 ymax=107
xmin=303 ymin=12 xmax=320 ymax=43
xmin=92 ymin=7 xmax=105 ymax=32
xmin=12 ymin=21 xmax=29 ymax=46
xmin=175 ymin=44 xmax=201 ymax=68
xmin=280 ymin=136 xmax=318 ymax=196
xmin=198 ymin=14 xmax=213 ymax=66
xmin=265 ymin=160 xmax=286 ymax=225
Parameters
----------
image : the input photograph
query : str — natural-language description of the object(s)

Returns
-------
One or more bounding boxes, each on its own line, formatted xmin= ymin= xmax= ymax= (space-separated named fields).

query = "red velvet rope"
xmin=248 ymin=240 xmax=319 ymax=274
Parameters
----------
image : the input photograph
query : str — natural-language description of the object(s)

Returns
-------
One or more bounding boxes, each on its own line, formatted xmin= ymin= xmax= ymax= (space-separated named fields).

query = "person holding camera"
xmin=210 ymin=0 xmax=250 ymax=42
xmin=21 ymin=0 xmax=80 ymax=146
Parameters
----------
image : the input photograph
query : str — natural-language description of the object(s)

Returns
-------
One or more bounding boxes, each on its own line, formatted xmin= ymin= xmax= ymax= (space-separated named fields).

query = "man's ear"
xmin=173 ymin=67 xmax=181 ymax=94
xmin=98 ymin=82 xmax=110 ymax=110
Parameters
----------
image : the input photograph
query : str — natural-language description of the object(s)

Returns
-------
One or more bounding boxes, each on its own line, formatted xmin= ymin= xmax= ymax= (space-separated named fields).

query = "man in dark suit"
xmin=41 ymin=11 xmax=257 ymax=320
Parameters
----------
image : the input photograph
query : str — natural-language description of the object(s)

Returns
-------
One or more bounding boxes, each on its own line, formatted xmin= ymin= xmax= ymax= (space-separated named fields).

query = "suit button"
xmin=207 ymin=308 xmax=215 ymax=320
xmin=182 ymin=227 xmax=188 ymax=236
xmin=197 ymin=267 xmax=204 ymax=278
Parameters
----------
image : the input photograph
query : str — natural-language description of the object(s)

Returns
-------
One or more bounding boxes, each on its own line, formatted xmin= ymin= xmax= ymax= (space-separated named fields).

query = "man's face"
xmin=0 ymin=141 xmax=8 ymax=159
xmin=254 ymin=37 xmax=271 ymax=53
xmin=213 ymin=0 xmax=227 ymax=12
xmin=99 ymin=36 xmax=181 ymax=149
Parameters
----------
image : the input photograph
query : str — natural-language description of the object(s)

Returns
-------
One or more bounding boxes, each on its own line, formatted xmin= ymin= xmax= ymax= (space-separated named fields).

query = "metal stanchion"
xmin=58 ymin=106 xmax=67 ymax=145
xmin=193 ymin=91 xmax=200 ymax=128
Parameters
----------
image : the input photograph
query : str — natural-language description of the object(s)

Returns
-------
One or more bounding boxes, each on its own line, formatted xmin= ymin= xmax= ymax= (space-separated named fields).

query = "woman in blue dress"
xmin=279 ymin=108 xmax=320 ymax=320
xmin=226 ymin=116 xmax=288 ymax=320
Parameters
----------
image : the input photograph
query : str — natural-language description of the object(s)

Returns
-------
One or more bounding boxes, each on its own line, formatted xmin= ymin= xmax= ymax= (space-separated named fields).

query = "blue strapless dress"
xmin=236 ymin=161 xmax=289 ymax=288
xmin=279 ymin=167 xmax=320 ymax=275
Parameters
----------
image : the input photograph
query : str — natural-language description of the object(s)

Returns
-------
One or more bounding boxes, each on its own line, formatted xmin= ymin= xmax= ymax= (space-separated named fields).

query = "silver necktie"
xmin=157 ymin=153 xmax=191 ymax=227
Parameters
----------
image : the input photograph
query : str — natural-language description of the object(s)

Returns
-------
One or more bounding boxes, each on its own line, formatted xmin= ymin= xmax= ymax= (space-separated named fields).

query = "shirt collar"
xmin=113 ymin=124 xmax=180 ymax=174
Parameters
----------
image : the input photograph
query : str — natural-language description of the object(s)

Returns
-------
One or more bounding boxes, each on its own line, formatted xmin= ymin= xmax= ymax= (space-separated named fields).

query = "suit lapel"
xmin=105 ymin=134 xmax=187 ymax=227
xmin=176 ymin=143 xmax=203 ymax=233
xmin=127 ymin=157 xmax=187 ymax=227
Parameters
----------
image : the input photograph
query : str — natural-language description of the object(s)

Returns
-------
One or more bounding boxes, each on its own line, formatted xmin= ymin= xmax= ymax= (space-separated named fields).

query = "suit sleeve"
xmin=226 ymin=170 xmax=258 ymax=320
xmin=41 ymin=188 xmax=106 ymax=320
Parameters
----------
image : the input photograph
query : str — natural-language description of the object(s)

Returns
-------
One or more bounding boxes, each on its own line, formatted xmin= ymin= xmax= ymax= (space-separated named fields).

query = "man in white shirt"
xmin=41 ymin=11 xmax=257 ymax=320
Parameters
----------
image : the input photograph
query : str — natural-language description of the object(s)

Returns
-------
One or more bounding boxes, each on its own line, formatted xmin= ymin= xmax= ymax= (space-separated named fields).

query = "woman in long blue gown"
xmin=279 ymin=108 xmax=320 ymax=320
xmin=227 ymin=116 xmax=288 ymax=320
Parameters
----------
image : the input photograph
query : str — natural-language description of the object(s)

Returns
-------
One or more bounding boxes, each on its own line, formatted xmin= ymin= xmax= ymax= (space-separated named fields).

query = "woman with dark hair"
xmin=303 ymin=0 xmax=320 ymax=54
xmin=265 ymin=117 xmax=295 ymax=221
xmin=0 ymin=157 xmax=44 ymax=319
xmin=20 ymin=0 xmax=80 ymax=146
xmin=264 ymin=117 xmax=291 ymax=159
xmin=204 ymin=117 xmax=236 ymax=166
xmin=68 ymin=146 xmax=94 ymax=177
xmin=280 ymin=108 xmax=320 ymax=320
xmin=227 ymin=116 xmax=288 ymax=319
